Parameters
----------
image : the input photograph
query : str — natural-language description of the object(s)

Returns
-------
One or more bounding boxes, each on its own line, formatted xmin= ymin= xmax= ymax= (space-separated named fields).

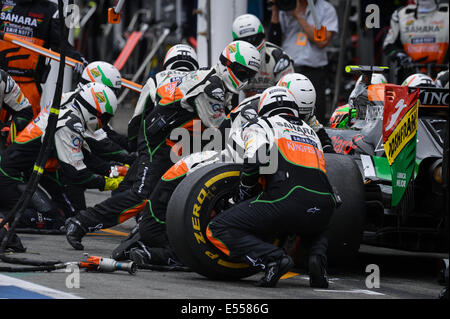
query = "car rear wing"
xmin=345 ymin=65 xmax=389 ymax=85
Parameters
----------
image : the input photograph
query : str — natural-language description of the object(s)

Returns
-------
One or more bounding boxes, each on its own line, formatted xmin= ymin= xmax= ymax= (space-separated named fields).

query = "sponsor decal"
xmin=2 ymin=5 xmax=14 ymax=12
xmin=419 ymin=88 xmax=449 ymax=107
xmin=90 ymin=68 xmax=101 ymax=78
xmin=0 ymin=12 xmax=39 ymax=27
xmin=382 ymin=85 xmax=419 ymax=207
xmin=405 ymin=25 xmax=440 ymax=33
xmin=228 ymin=43 xmax=237 ymax=54
xmin=383 ymin=85 xmax=419 ymax=165
xmin=95 ymin=91 xmax=106 ymax=103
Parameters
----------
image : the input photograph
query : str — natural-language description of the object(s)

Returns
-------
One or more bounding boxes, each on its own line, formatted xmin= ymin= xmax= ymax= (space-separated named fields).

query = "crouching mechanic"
xmin=1 ymin=68 xmax=33 ymax=149
xmin=206 ymin=86 xmax=337 ymax=288
xmin=65 ymin=40 xmax=262 ymax=250
xmin=0 ymin=82 xmax=121 ymax=229
xmin=232 ymin=13 xmax=294 ymax=99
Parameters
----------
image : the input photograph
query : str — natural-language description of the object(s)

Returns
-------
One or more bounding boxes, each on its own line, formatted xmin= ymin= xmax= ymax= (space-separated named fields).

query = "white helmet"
xmin=277 ymin=73 xmax=316 ymax=120
xmin=163 ymin=44 xmax=199 ymax=71
xmin=73 ymin=82 xmax=118 ymax=133
xmin=355 ymin=73 xmax=387 ymax=86
xmin=258 ymin=86 xmax=298 ymax=117
xmin=401 ymin=73 xmax=435 ymax=87
xmin=232 ymin=14 xmax=266 ymax=52
xmin=435 ymin=70 xmax=449 ymax=89
xmin=81 ymin=61 xmax=122 ymax=92
xmin=217 ymin=40 xmax=261 ymax=94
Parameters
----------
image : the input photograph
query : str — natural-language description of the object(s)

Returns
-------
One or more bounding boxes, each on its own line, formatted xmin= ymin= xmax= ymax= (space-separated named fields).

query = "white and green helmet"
xmin=277 ymin=73 xmax=316 ymax=120
xmin=218 ymin=40 xmax=261 ymax=94
xmin=81 ymin=61 xmax=122 ymax=91
xmin=74 ymin=82 xmax=118 ymax=133
xmin=401 ymin=73 xmax=435 ymax=87
xmin=232 ymin=14 xmax=266 ymax=52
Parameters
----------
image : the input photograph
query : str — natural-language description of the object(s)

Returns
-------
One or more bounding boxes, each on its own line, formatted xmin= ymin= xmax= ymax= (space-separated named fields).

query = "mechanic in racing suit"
xmin=64 ymin=40 xmax=262 ymax=251
xmin=277 ymin=72 xmax=335 ymax=153
xmin=79 ymin=61 xmax=136 ymax=165
xmin=231 ymin=13 xmax=294 ymax=99
xmin=206 ymin=86 xmax=337 ymax=288
xmin=383 ymin=0 xmax=449 ymax=82
xmin=0 ymin=82 xmax=121 ymax=230
xmin=37 ymin=62 xmax=131 ymax=220
xmin=127 ymin=44 xmax=200 ymax=152
xmin=0 ymin=0 xmax=87 ymax=117
xmin=0 ymin=68 xmax=33 ymax=149
xmin=112 ymin=73 xmax=337 ymax=266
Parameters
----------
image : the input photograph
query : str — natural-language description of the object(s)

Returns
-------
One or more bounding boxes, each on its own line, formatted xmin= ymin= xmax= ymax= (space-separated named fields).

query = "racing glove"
xmin=74 ymin=57 xmax=89 ymax=75
xmin=104 ymin=176 xmax=125 ymax=191
xmin=234 ymin=182 xmax=258 ymax=203
xmin=109 ymin=165 xmax=129 ymax=178
xmin=394 ymin=52 xmax=415 ymax=74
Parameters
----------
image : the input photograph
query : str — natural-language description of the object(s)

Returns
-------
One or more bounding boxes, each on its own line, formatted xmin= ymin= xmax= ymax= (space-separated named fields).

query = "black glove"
xmin=322 ymin=144 xmax=336 ymax=153
xmin=234 ymin=182 xmax=258 ymax=203
xmin=395 ymin=52 xmax=413 ymax=65
xmin=74 ymin=56 xmax=89 ymax=75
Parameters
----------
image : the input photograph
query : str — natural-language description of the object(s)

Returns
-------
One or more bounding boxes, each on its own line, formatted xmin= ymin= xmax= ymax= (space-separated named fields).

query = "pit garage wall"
xmin=196 ymin=0 xmax=248 ymax=67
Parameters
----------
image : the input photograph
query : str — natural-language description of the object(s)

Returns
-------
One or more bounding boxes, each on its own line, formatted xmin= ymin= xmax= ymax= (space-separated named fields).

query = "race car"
xmin=325 ymin=65 xmax=449 ymax=253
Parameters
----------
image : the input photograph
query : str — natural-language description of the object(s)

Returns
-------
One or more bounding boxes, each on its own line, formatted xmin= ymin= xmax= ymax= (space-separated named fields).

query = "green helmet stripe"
xmin=228 ymin=75 xmax=238 ymax=89
xmin=103 ymin=90 xmax=114 ymax=114
xmin=232 ymin=31 xmax=239 ymax=40
xmin=257 ymin=24 xmax=263 ymax=33
xmin=234 ymin=42 xmax=247 ymax=66
xmin=98 ymin=66 xmax=114 ymax=88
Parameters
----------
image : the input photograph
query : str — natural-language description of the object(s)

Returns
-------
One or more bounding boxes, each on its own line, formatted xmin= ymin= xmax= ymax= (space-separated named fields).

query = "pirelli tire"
xmin=166 ymin=162 xmax=260 ymax=281
xmin=323 ymin=153 xmax=365 ymax=265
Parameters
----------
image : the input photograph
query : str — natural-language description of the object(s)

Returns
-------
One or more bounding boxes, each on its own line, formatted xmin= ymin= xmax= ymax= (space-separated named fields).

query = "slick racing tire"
xmin=324 ymin=153 xmax=365 ymax=265
xmin=166 ymin=163 xmax=261 ymax=280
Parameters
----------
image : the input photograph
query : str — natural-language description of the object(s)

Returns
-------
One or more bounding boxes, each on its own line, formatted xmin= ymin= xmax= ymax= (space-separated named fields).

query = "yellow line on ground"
xmin=86 ymin=229 xmax=129 ymax=237
xmin=280 ymin=272 xmax=300 ymax=280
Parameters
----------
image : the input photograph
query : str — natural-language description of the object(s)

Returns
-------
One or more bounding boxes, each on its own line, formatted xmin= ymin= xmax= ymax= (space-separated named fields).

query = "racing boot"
xmin=129 ymin=244 xmax=184 ymax=269
xmin=254 ymin=255 xmax=294 ymax=288
xmin=308 ymin=254 xmax=329 ymax=288
xmin=65 ymin=217 xmax=87 ymax=250
xmin=111 ymin=224 xmax=141 ymax=261
xmin=0 ymin=228 xmax=27 ymax=253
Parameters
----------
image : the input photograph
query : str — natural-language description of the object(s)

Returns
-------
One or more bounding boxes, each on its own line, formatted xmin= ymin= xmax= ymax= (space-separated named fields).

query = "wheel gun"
xmin=77 ymin=253 xmax=137 ymax=274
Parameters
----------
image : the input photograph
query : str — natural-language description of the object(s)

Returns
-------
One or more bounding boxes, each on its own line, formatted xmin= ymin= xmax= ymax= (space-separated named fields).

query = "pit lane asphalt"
xmin=0 ymin=189 xmax=446 ymax=300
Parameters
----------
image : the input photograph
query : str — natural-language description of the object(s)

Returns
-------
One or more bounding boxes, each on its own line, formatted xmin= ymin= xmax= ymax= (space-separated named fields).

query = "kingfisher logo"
xmin=2 ymin=5 xmax=13 ymax=12
xmin=90 ymin=68 xmax=101 ymax=78
xmin=95 ymin=92 xmax=106 ymax=103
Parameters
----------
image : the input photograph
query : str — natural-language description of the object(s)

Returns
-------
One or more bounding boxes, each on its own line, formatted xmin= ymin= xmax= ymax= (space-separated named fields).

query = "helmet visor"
xmin=237 ymin=33 xmax=265 ymax=50
xmin=220 ymin=54 xmax=258 ymax=84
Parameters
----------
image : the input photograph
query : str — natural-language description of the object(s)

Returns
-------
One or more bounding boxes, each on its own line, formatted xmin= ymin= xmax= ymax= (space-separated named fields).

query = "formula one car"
xmin=325 ymin=65 xmax=449 ymax=253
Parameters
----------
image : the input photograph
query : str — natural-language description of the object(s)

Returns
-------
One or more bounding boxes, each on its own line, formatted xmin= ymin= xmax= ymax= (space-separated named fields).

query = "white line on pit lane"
xmin=313 ymin=289 xmax=386 ymax=296
xmin=0 ymin=274 xmax=82 ymax=299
